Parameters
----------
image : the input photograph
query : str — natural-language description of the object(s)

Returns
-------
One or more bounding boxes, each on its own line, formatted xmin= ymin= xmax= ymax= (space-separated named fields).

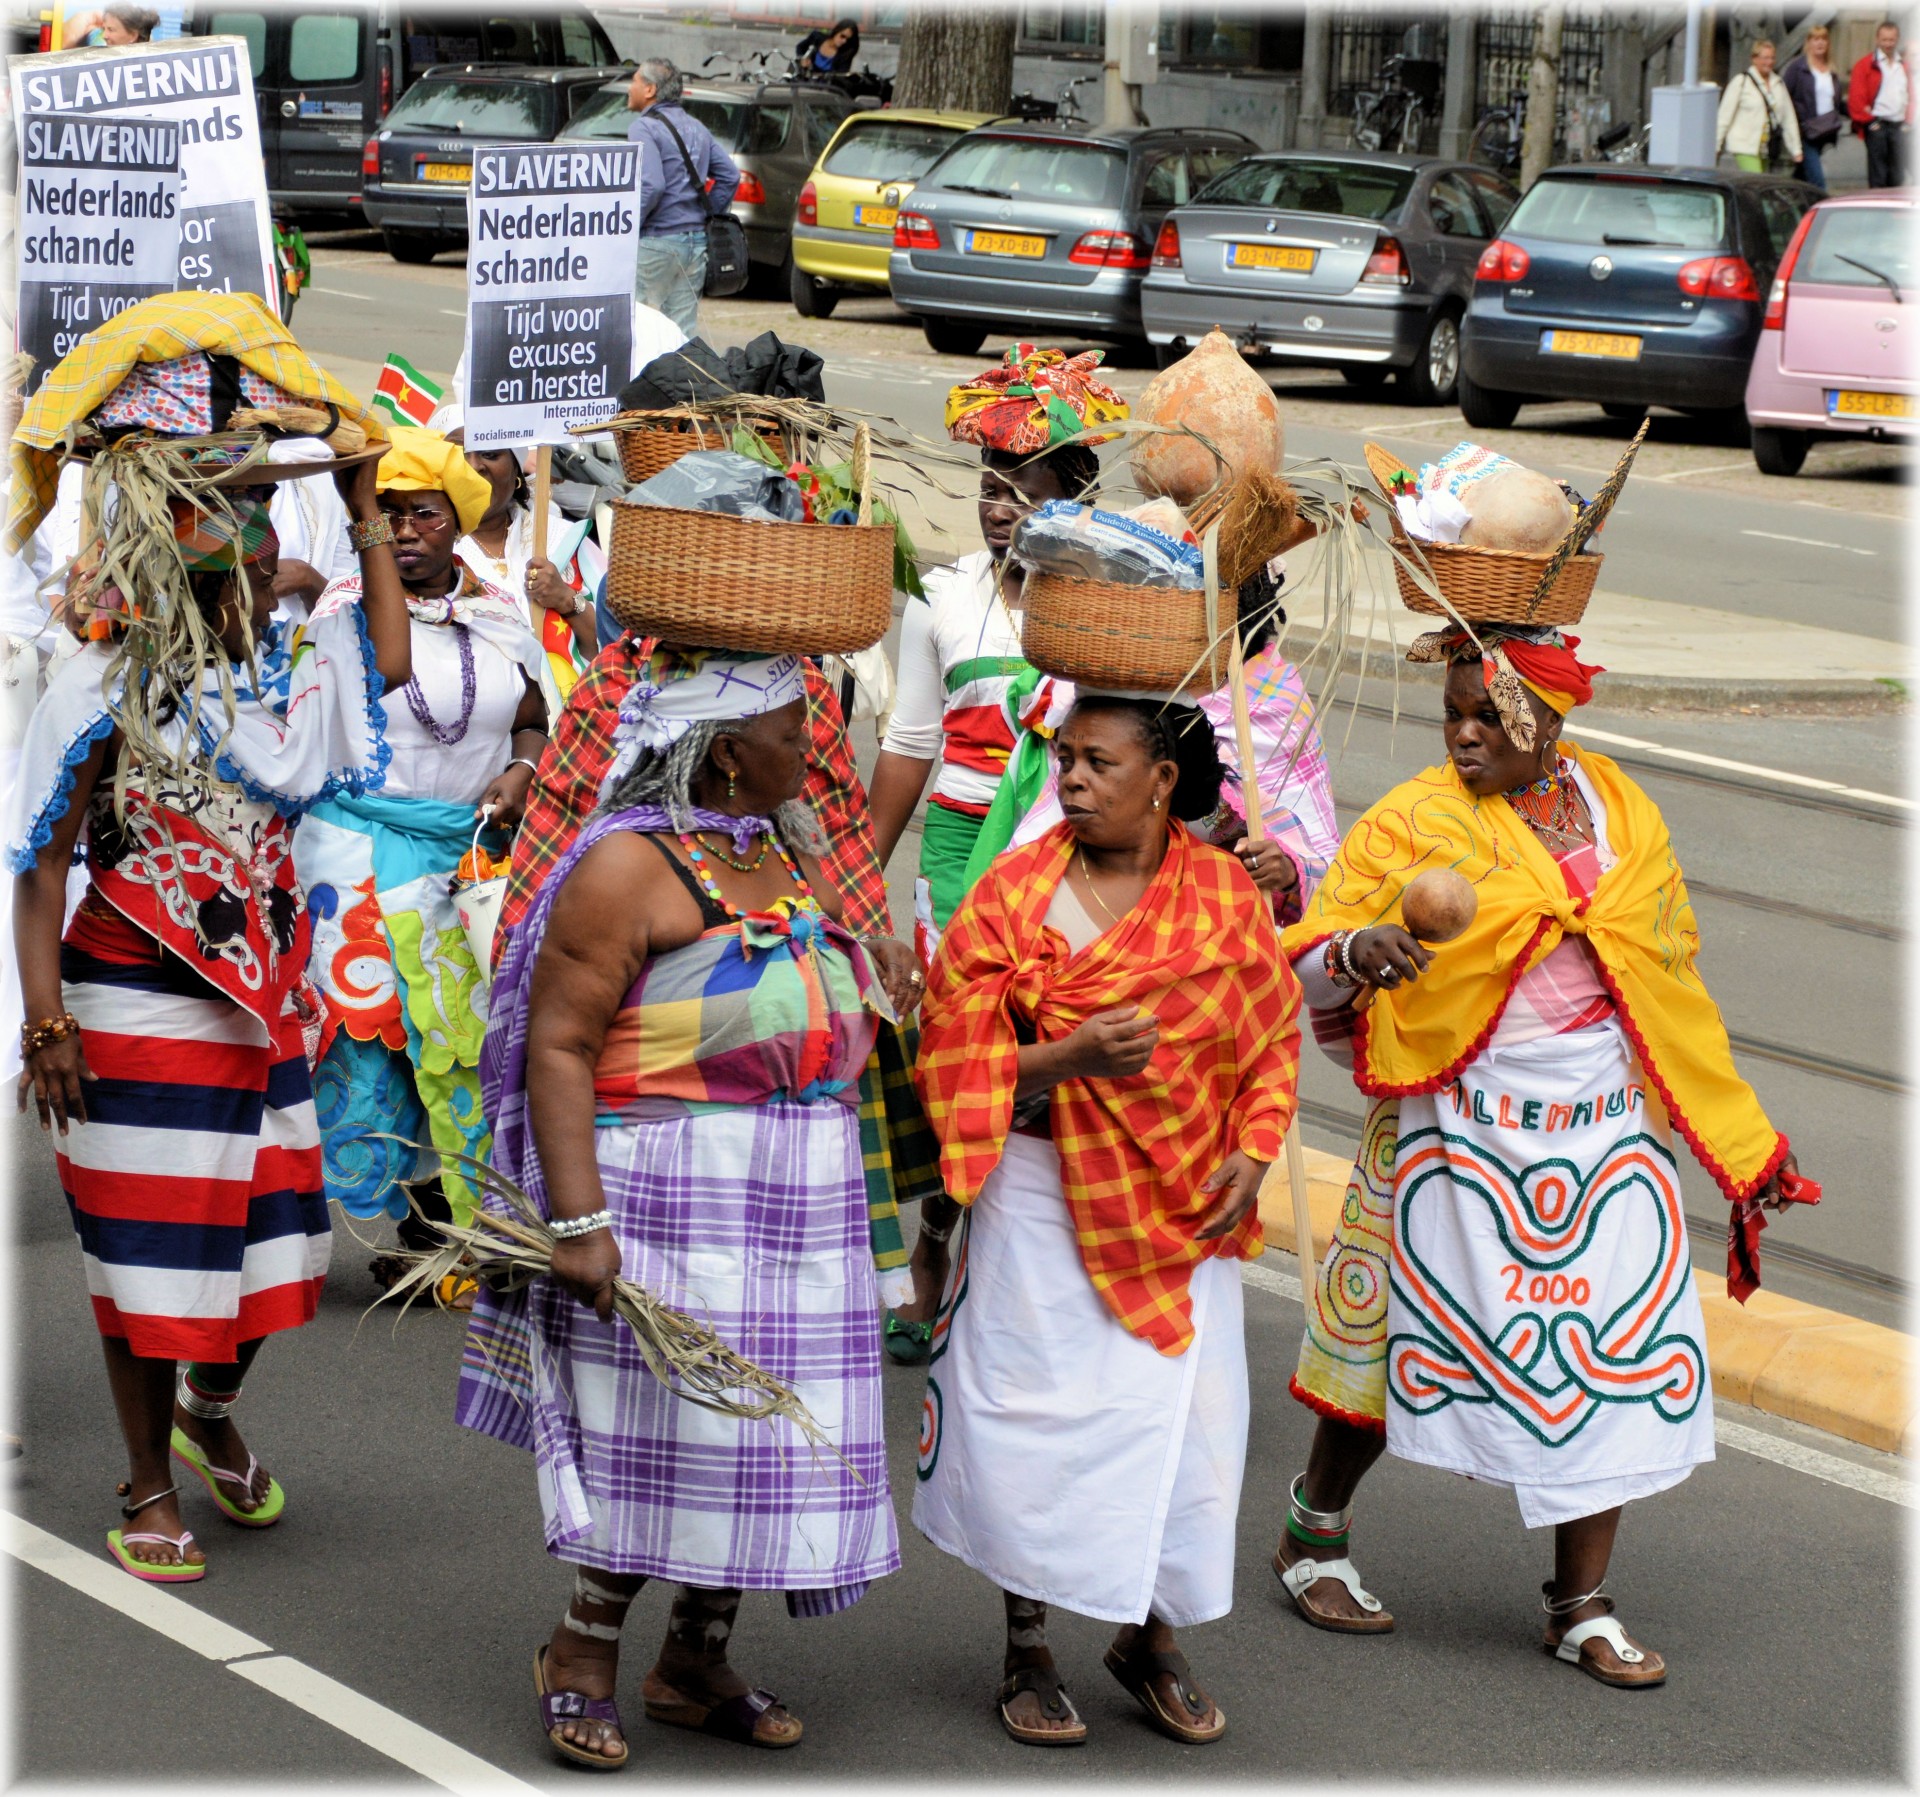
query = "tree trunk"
xmin=893 ymin=8 xmax=1018 ymax=114
xmin=1520 ymin=5 xmax=1566 ymax=190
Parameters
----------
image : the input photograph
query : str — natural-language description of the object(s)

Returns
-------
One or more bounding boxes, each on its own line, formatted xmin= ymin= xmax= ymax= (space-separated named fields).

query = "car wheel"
xmin=922 ymin=316 xmax=988 ymax=357
xmin=1601 ymin=402 xmax=1648 ymax=422
xmin=1751 ymin=426 xmax=1811 ymax=476
xmin=1457 ymin=365 xmax=1522 ymax=429
xmin=382 ymin=229 xmax=449 ymax=266
xmin=1152 ymin=338 xmax=1189 ymax=370
xmin=1341 ymin=365 xmax=1392 ymax=388
xmin=790 ymin=260 xmax=839 ymax=319
xmin=1400 ymin=307 xmax=1462 ymax=407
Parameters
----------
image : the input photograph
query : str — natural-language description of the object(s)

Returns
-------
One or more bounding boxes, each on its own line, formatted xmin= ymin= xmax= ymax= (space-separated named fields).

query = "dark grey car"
xmin=887 ymin=123 xmax=1256 ymax=357
xmin=1139 ymin=152 xmax=1520 ymax=404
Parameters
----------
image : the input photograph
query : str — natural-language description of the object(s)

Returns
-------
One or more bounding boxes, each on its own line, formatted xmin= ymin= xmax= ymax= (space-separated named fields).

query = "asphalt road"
xmin=6 ymin=1112 xmax=1908 ymax=1784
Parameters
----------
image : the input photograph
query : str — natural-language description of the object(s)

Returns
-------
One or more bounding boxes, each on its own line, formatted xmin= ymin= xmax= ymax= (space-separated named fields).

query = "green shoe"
xmin=170 ymin=1427 xmax=286 ymax=1528
xmin=883 ymin=1312 xmax=933 ymax=1366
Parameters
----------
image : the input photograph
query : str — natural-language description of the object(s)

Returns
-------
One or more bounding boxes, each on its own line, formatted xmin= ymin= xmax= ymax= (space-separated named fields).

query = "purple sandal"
xmin=535 ymin=1646 xmax=629 ymax=1771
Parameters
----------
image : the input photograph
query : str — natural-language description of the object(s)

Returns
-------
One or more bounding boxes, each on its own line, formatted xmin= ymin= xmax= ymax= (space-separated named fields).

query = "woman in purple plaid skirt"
xmin=457 ymin=648 xmax=924 ymax=1769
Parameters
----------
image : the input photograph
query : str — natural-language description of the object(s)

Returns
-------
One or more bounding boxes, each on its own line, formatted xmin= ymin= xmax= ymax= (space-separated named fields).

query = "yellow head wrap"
xmin=376 ymin=426 xmax=493 ymax=537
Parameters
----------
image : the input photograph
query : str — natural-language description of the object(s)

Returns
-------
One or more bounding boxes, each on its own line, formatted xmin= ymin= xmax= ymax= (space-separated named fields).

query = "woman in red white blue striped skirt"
xmin=9 ymin=444 xmax=412 ymax=1584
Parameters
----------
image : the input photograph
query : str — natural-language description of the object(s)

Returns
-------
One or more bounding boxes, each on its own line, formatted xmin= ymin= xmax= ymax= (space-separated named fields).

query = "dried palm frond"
xmin=359 ymin=1138 xmax=846 ymax=1460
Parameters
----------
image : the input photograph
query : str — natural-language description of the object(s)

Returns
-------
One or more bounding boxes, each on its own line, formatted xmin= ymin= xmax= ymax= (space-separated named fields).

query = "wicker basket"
xmin=1022 ymin=571 xmax=1237 ymax=696
xmin=1362 ymin=441 xmax=1600 ymax=625
xmin=604 ymin=410 xmax=732 ymax=485
xmin=603 ymin=423 xmax=895 ymax=655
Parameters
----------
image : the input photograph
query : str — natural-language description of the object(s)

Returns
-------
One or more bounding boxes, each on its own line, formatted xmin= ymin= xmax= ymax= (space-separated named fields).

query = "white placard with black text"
xmin=461 ymin=142 xmax=642 ymax=450
xmin=8 ymin=37 xmax=277 ymax=394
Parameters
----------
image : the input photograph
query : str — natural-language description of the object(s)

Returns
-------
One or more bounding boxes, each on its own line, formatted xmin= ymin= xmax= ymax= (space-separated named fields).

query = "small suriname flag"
xmin=371 ymin=354 xmax=444 ymax=428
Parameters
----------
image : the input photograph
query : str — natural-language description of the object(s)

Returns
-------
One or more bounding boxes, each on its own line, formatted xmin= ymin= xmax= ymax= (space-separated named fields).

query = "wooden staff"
xmin=1225 ymin=626 xmax=1316 ymax=1291
xmin=531 ymin=444 xmax=552 ymax=564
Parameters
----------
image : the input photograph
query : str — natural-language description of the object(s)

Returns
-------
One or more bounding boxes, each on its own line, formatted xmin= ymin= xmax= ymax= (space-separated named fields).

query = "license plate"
xmin=966 ymin=229 xmax=1046 ymax=258
xmin=1227 ymin=242 xmax=1316 ymax=272
xmin=1830 ymin=388 xmax=1913 ymax=419
xmin=419 ymin=161 xmax=469 ymax=184
xmin=1541 ymin=329 xmax=1642 ymax=360
xmin=855 ymin=204 xmax=897 ymax=230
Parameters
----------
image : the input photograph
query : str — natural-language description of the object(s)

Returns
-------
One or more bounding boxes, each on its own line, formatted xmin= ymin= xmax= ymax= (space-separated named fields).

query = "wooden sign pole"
xmin=1226 ymin=628 xmax=1316 ymax=1292
xmin=531 ymin=444 xmax=552 ymax=564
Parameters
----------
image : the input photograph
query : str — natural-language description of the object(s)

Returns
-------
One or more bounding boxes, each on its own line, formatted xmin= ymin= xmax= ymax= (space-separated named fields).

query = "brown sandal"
xmin=1102 ymin=1641 xmax=1225 ymax=1745
xmin=643 ymin=1676 xmax=803 ymax=1748
xmin=995 ymin=1665 xmax=1087 ymax=1746
xmin=1272 ymin=1538 xmax=1396 ymax=1633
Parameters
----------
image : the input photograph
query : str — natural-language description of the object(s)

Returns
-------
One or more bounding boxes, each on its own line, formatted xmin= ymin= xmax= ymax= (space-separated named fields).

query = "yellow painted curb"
xmin=1256 ymin=1143 xmax=1914 ymax=1457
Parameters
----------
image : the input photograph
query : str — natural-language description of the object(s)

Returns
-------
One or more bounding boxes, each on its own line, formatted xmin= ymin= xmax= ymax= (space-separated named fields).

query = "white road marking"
xmin=1742 ymin=529 xmax=1876 ymax=556
xmin=1647 ymin=457 xmax=1760 ymax=480
xmin=4 ymin=1511 xmax=538 ymax=1793
xmin=233 ymin=1656 xmax=539 ymax=1793
xmin=1239 ymin=1273 xmax=1913 ymax=1510
xmin=311 ymin=285 xmax=375 ymax=301
xmin=1572 ymin=725 xmax=1911 ymax=810
xmin=440 ymin=308 xmax=468 ymax=318
xmin=1713 ymin=1419 xmax=1916 ymax=1508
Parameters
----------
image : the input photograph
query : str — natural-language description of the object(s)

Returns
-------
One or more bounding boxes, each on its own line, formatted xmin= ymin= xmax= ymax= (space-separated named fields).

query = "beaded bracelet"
xmin=1324 ymin=932 xmax=1358 ymax=989
xmin=348 ymin=515 xmax=395 ymax=552
xmin=548 ymin=1209 xmax=612 ymax=1241
xmin=20 ymin=1011 xmax=80 ymax=1055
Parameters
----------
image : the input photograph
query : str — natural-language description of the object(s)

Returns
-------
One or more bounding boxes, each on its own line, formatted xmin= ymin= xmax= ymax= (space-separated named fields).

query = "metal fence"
xmin=1328 ymin=13 xmax=1448 ymax=149
xmin=1474 ymin=10 xmax=1609 ymax=115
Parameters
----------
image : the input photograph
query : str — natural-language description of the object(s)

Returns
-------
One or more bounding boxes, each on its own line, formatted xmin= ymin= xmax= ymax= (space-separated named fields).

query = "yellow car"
xmin=791 ymin=107 xmax=998 ymax=317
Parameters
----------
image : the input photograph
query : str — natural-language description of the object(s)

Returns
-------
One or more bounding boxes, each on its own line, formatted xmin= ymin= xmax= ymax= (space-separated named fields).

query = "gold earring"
xmin=1152 ymin=796 xmax=1161 ymax=810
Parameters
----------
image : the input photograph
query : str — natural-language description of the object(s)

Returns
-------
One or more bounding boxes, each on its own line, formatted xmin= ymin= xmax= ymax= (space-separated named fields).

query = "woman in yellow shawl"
xmin=1274 ymin=624 xmax=1814 ymax=1690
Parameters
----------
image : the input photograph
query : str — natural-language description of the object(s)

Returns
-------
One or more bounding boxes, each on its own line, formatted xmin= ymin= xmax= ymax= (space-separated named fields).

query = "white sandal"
xmin=1543 ymin=1583 xmax=1665 ymax=1688
xmin=1273 ymin=1474 xmax=1394 ymax=1634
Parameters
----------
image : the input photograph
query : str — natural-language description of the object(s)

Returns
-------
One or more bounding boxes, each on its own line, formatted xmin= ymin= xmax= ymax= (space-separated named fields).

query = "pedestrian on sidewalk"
xmin=1276 ymin=623 xmax=1817 ymax=1689
xmin=1716 ymin=38 xmax=1803 ymax=173
xmin=1849 ymin=21 xmax=1913 ymax=188
xmin=459 ymin=649 xmax=920 ymax=1769
xmin=6 ymin=295 xmax=408 ymax=1584
xmin=910 ymin=692 xmax=1302 ymax=1747
xmin=1783 ymin=26 xmax=1847 ymax=191
xmin=626 ymin=57 xmax=740 ymax=338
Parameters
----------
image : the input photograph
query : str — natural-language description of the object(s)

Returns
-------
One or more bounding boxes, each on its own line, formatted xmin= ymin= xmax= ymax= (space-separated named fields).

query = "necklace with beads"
xmin=695 ymin=830 xmax=772 ymax=873
xmin=677 ymin=828 xmax=814 ymax=918
xmin=1505 ymin=754 xmax=1591 ymax=850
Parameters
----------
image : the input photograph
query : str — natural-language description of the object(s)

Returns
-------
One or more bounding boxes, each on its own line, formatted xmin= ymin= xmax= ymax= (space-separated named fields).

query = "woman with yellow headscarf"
xmin=1270 ymin=622 xmax=1816 ymax=1692
xmin=293 ymin=429 xmax=549 ymax=1291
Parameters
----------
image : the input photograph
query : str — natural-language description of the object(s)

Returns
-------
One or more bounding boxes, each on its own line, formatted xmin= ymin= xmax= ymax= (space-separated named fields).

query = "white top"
xmin=879 ymin=549 xmax=1026 ymax=812
xmin=454 ymin=502 xmax=577 ymax=632
xmin=1813 ymin=67 xmax=1836 ymax=115
xmin=1717 ymin=67 xmax=1802 ymax=157
xmin=270 ymin=464 xmax=355 ymax=587
xmin=1873 ymin=50 xmax=1908 ymax=120
xmin=382 ymin=616 xmax=529 ymax=805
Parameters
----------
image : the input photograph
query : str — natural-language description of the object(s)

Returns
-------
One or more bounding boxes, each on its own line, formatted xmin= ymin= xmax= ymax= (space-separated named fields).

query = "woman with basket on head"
xmin=911 ymin=679 xmax=1302 ymax=1748
xmin=1275 ymin=611 xmax=1817 ymax=1687
xmin=865 ymin=346 xmax=1125 ymax=969
xmin=458 ymin=648 xmax=924 ymax=1769
xmin=6 ymin=293 xmax=409 ymax=1580
xmin=293 ymin=429 xmax=547 ymax=1298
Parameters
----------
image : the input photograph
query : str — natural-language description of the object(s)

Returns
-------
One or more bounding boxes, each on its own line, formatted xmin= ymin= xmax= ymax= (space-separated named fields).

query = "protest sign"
xmin=460 ymin=142 xmax=642 ymax=451
xmin=9 ymin=38 xmax=277 ymax=393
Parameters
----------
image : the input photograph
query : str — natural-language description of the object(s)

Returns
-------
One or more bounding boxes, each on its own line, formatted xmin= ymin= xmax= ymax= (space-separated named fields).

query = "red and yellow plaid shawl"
xmin=918 ymin=822 xmax=1302 ymax=1354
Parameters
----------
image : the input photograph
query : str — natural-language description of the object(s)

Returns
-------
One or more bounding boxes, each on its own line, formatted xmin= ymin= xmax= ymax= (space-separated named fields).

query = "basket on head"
xmin=603 ymin=422 xmax=895 ymax=655
xmin=601 ymin=410 xmax=734 ymax=485
xmin=1362 ymin=440 xmax=1600 ymax=626
xmin=1021 ymin=571 xmax=1237 ymax=697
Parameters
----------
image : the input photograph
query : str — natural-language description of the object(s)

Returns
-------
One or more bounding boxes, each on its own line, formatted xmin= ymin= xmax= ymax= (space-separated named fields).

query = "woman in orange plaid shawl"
xmin=911 ymin=694 xmax=1300 ymax=1749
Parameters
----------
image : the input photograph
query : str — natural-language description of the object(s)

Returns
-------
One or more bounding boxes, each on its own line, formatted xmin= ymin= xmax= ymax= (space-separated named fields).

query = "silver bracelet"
xmin=506 ymin=756 xmax=541 ymax=777
xmin=548 ymin=1209 xmax=612 ymax=1241
xmin=1337 ymin=930 xmax=1364 ymax=986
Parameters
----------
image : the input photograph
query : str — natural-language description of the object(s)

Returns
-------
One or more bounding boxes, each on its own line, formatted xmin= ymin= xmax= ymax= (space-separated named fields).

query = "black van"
xmin=180 ymin=5 xmax=621 ymax=217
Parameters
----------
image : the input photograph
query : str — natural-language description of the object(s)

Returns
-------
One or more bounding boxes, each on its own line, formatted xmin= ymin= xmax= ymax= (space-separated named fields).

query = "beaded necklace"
xmin=1505 ymin=754 xmax=1591 ymax=851
xmin=677 ymin=828 xmax=814 ymax=919
xmin=401 ymin=622 xmax=476 ymax=745
xmin=696 ymin=830 xmax=772 ymax=873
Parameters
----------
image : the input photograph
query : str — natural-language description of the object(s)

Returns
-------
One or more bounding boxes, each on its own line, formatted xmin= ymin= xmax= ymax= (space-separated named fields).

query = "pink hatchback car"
xmin=1745 ymin=188 xmax=1915 ymax=475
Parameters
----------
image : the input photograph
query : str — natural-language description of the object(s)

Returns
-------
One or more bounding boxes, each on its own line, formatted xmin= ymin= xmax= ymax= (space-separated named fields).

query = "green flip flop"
xmin=170 ymin=1427 xmax=286 ymax=1528
xmin=883 ymin=1312 xmax=933 ymax=1366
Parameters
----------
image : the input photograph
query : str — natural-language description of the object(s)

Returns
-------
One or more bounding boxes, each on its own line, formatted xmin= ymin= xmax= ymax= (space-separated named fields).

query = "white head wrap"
xmin=599 ymin=649 xmax=806 ymax=801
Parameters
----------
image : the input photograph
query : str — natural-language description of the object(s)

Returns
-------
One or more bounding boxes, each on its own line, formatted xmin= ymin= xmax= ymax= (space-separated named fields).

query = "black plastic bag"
xmin=619 ymin=331 xmax=827 ymax=411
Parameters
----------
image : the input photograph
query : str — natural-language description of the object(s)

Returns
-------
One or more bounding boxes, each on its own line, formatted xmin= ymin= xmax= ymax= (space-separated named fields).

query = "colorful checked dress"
xmin=457 ymin=809 xmax=902 ymax=1607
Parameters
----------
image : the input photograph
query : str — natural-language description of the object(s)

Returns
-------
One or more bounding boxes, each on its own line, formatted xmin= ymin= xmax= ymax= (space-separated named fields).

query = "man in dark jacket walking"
xmin=627 ymin=57 xmax=741 ymax=336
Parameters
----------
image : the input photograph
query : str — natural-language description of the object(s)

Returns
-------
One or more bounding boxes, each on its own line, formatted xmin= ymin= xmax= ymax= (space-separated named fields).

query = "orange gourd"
xmin=1130 ymin=329 xmax=1285 ymax=505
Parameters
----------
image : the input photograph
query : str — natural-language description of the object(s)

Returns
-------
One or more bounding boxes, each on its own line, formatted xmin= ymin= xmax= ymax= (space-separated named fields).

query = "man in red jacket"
xmin=1849 ymin=21 xmax=1913 ymax=187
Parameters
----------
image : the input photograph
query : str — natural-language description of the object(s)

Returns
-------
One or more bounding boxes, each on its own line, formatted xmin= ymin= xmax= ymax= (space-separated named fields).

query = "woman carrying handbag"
xmin=1716 ymin=38 xmax=1804 ymax=173
xmin=1785 ymin=25 xmax=1845 ymax=190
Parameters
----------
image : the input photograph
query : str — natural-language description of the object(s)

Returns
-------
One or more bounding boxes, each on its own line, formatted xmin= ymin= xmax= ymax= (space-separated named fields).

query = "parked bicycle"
xmin=1468 ymin=90 xmax=1527 ymax=174
xmin=1350 ymin=54 xmax=1432 ymax=154
xmin=1594 ymin=120 xmax=1651 ymax=163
